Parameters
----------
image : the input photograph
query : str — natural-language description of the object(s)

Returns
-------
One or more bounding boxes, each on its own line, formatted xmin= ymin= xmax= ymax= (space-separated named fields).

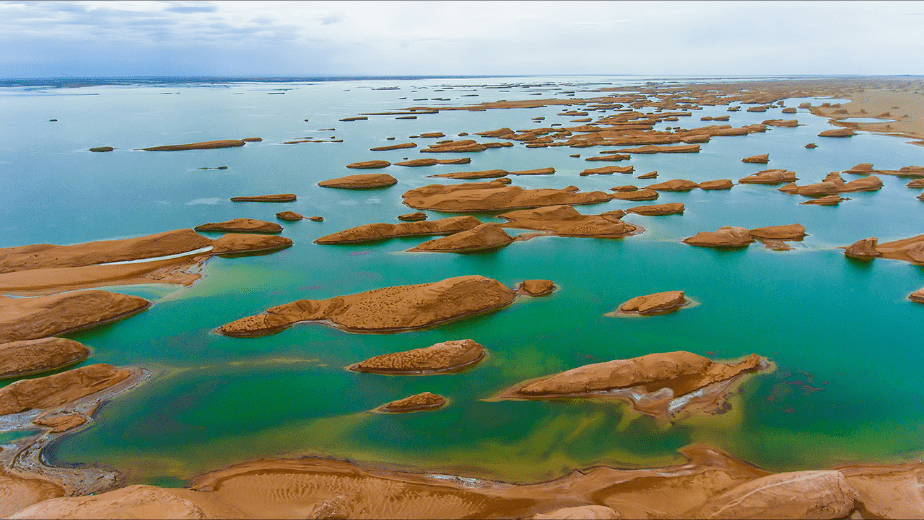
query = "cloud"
xmin=164 ymin=3 xmax=218 ymax=14
xmin=320 ymin=13 xmax=345 ymax=25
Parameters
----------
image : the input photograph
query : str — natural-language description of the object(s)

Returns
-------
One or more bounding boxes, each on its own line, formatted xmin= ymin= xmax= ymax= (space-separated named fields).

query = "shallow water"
xmin=2 ymin=76 xmax=923 ymax=485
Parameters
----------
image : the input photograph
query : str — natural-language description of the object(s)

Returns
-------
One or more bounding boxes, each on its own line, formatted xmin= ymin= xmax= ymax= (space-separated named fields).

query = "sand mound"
xmin=10 ymin=484 xmax=219 ymax=519
xmin=683 ymin=227 xmax=754 ymax=248
xmin=844 ymin=234 xmax=924 ymax=264
xmin=530 ymin=505 xmax=620 ymax=519
xmin=370 ymin=142 xmax=416 ymax=151
xmin=818 ymin=128 xmax=856 ymax=137
xmin=218 ymin=275 xmax=517 ymax=336
xmin=738 ymin=169 xmax=798 ymax=185
xmin=210 ymin=234 xmax=293 ymax=256
xmin=802 ymin=194 xmax=848 ymax=205
xmin=627 ymin=203 xmax=684 ymax=216
xmin=648 ymin=179 xmax=699 ymax=192
xmin=318 ymin=173 xmax=397 ymax=189
xmin=33 ymin=413 xmax=88 ymax=433
xmin=511 ymin=167 xmax=555 ymax=175
xmin=498 ymin=205 xmax=640 ymax=238
xmin=517 ymin=280 xmax=555 ymax=296
xmin=749 ymin=224 xmax=806 ymax=240
xmin=409 ymin=223 xmax=515 ymax=253
xmin=402 ymin=180 xmax=614 ymax=212
xmin=779 ymin=172 xmax=882 ymax=196
xmin=315 ymin=216 xmax=481 ymax=244
xmin=350 ymin=339 xmax=485 ymax=374
xmin=345 ymin=160 xmax=391 ymax=169
xmin=0 ymin=229 xmax=211 ymax=274
xmin=0 ymin=291 xmax=150 ymax=343
xmin=694 ymin=470 xmax=858 ymax=519
xmin=378 ymin=392 xmax=447 ymax=413
xmin=428 ymin=169 xmax=509 ymax=179
xmin=275 ymin=211 xmax=303 ymax=221
xmin=0 ymin=338 xmax=90 ymax=379
xmin=742 ymin=154 xmax=769 ymax=164
xmin=617 ymin=290 xmax=687 ymax=315
xmin=398 ymin=212 xmax=427 ymax=221
xmin=140 ymin=139 xmax=246 ymax=151
xmin=699 ymin=179 xmax=734 ymax=190
xmin=612 ymin=189 xmax=659 ymax=201
xmin=0 ymin=363 xmax=132 ymax=416
xmin=194 ymin=219 xmax=282 ymax=234
xmin=500 ymin=351 xmax=765 ymax=417
xmin=0 ymin=472 xmax=64 ymax=519
xmin=580 ymin=165 xmax=634 ymax=176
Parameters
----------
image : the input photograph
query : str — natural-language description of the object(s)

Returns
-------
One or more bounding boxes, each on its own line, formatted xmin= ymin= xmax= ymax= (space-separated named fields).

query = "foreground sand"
xmin=7 ymin=446 xmax=924 ymax=519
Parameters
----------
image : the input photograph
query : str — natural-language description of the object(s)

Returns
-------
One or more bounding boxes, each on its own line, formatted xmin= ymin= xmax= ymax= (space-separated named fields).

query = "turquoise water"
xmin=2 ymin=76 xmax=923 ymax=485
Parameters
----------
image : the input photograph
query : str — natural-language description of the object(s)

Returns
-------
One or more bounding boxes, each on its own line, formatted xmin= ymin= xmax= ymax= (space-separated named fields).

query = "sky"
xmin=1 ymin=1 xmax=923 ymax=78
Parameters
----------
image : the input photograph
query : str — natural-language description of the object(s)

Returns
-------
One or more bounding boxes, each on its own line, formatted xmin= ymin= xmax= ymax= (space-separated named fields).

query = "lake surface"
xmin=2 ymin=76 xmax=923 ymax=485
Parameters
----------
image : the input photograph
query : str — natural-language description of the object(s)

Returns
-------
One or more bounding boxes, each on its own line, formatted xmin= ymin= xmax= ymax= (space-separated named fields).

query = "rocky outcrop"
xmin=738 ymin=169 xmax=798 ymax=185
xmin=349 ymin=339 xmax=485 ymax=374
xmin=762 ymin=119 xmax=799 ymax=128
xmin=429 ymin=169 xmax=508 ymax=179
xmin=315 ymin=216 xmax=482 ymax=244
xmin=627 ymin=203 xmax=684 ymax=216
xmin=648 ymin=179 xmax=699 ymax=192
xmin=409 ymin=223 xmax=515 ymax=253
xmin=140 ymin=139 xmax=247 ymax=151
xmin=230 ymin=194 xmax=297 ymax=202
xmin=683 ymin=227 xmax=754 ymax=248
xmin=801 ymin=195 xmax=847 ymax=206
xmin=617 ymin=291 xmax=688 ymax=315
xmin=398 ymin=212 xmax=427 ymax=221
xmin=275 ymin=211 xmax=304 ymax=221
xmin=818 ymin=128 xmax=856 ymax=137
xmin=194 ymin=219 xmax=282 ymax=234
xmin=909 ymin=288 xmax=924 ymax=303
xmin=907 ymin=179 xmax=924 ymax=188
xmin=395 ymin=158 xmax=470 ymax=167
xmin=0 ymin=291 xmax=150 ymax=343
xmin=218 ymin=275 xmax=518 ymax=336
xmin=510 ymin=167 xmax=556 ymax=176
xmin=0 ymin=338 xmax=90 ymax=379
xmin=694 ymin=470 xmax=858 ymax=519
xmin=749 ymin=224 xmax=806 ymax=240
xmin=498 ymin=205 xmax=640 ymax=238
xmin=805 ymin=142 xmax=818 ymax=149
xmin=345 ymin=160 xmax=391 ymax=169
xmin=498 ymin=351 xmax=765 ymax=417
xmin=844 ymin=234 xmax=924 ymax=264
xmin=580 ymin=166 xmax=634 ymax=176
xmin=742 ymin=154 xmax=769 ymax=164
xmin=210 ymin=234 xmax=293 ymax=256
xmin=586 ymin=154 xmax=630 ymax=162
xmin=778 ymin=173 xmax=882 ymax=196
xmin=699 ymin=179 xmax=734 ymax=190
xmin=88 ymin=146 xmax=113 ymax=153
xmin=33 ymin=413 xmax=88 ymax=433
xmin=613 ymin=189 xmax=659 ymax=201
xmin=318 ymin=173 xmax=397 ymax=189
xmin=638 ymin=171 xmax=658 ymax=179
xmin=370 ymin=142 xmax=416 ymax=151
xmin=0 ymin=364 xmax=132 ymax=416
xmin=402 ymin=180 xmax=614 ymax=212
xmin=517 ymin=280 xmax=555 ymax=296
xmin=420 ymin=140 xmax=487 ymax=153
xmin=9 ymin=485 xmax=215 ymax=520
xmin=378 ymin=392 xmax=446 ymax=413
xmin=610 ymin=144 xmax=701 ymax=154
xmin=844 ymin=238 xmax=882 ymax=260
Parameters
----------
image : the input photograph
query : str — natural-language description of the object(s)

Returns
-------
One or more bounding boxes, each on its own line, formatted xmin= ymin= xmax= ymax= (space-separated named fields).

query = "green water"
xmin=2 ymin=76 xmax=923 ymax=485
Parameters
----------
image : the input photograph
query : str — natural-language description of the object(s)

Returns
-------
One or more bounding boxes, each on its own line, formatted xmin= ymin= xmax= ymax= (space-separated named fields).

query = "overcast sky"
xmin=2 ymin=1 xmax=923 ymax=78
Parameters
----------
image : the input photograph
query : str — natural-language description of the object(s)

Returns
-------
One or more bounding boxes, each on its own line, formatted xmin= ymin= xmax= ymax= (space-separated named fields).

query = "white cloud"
xmin=0 ymin=1 xmax=921 ymax=77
